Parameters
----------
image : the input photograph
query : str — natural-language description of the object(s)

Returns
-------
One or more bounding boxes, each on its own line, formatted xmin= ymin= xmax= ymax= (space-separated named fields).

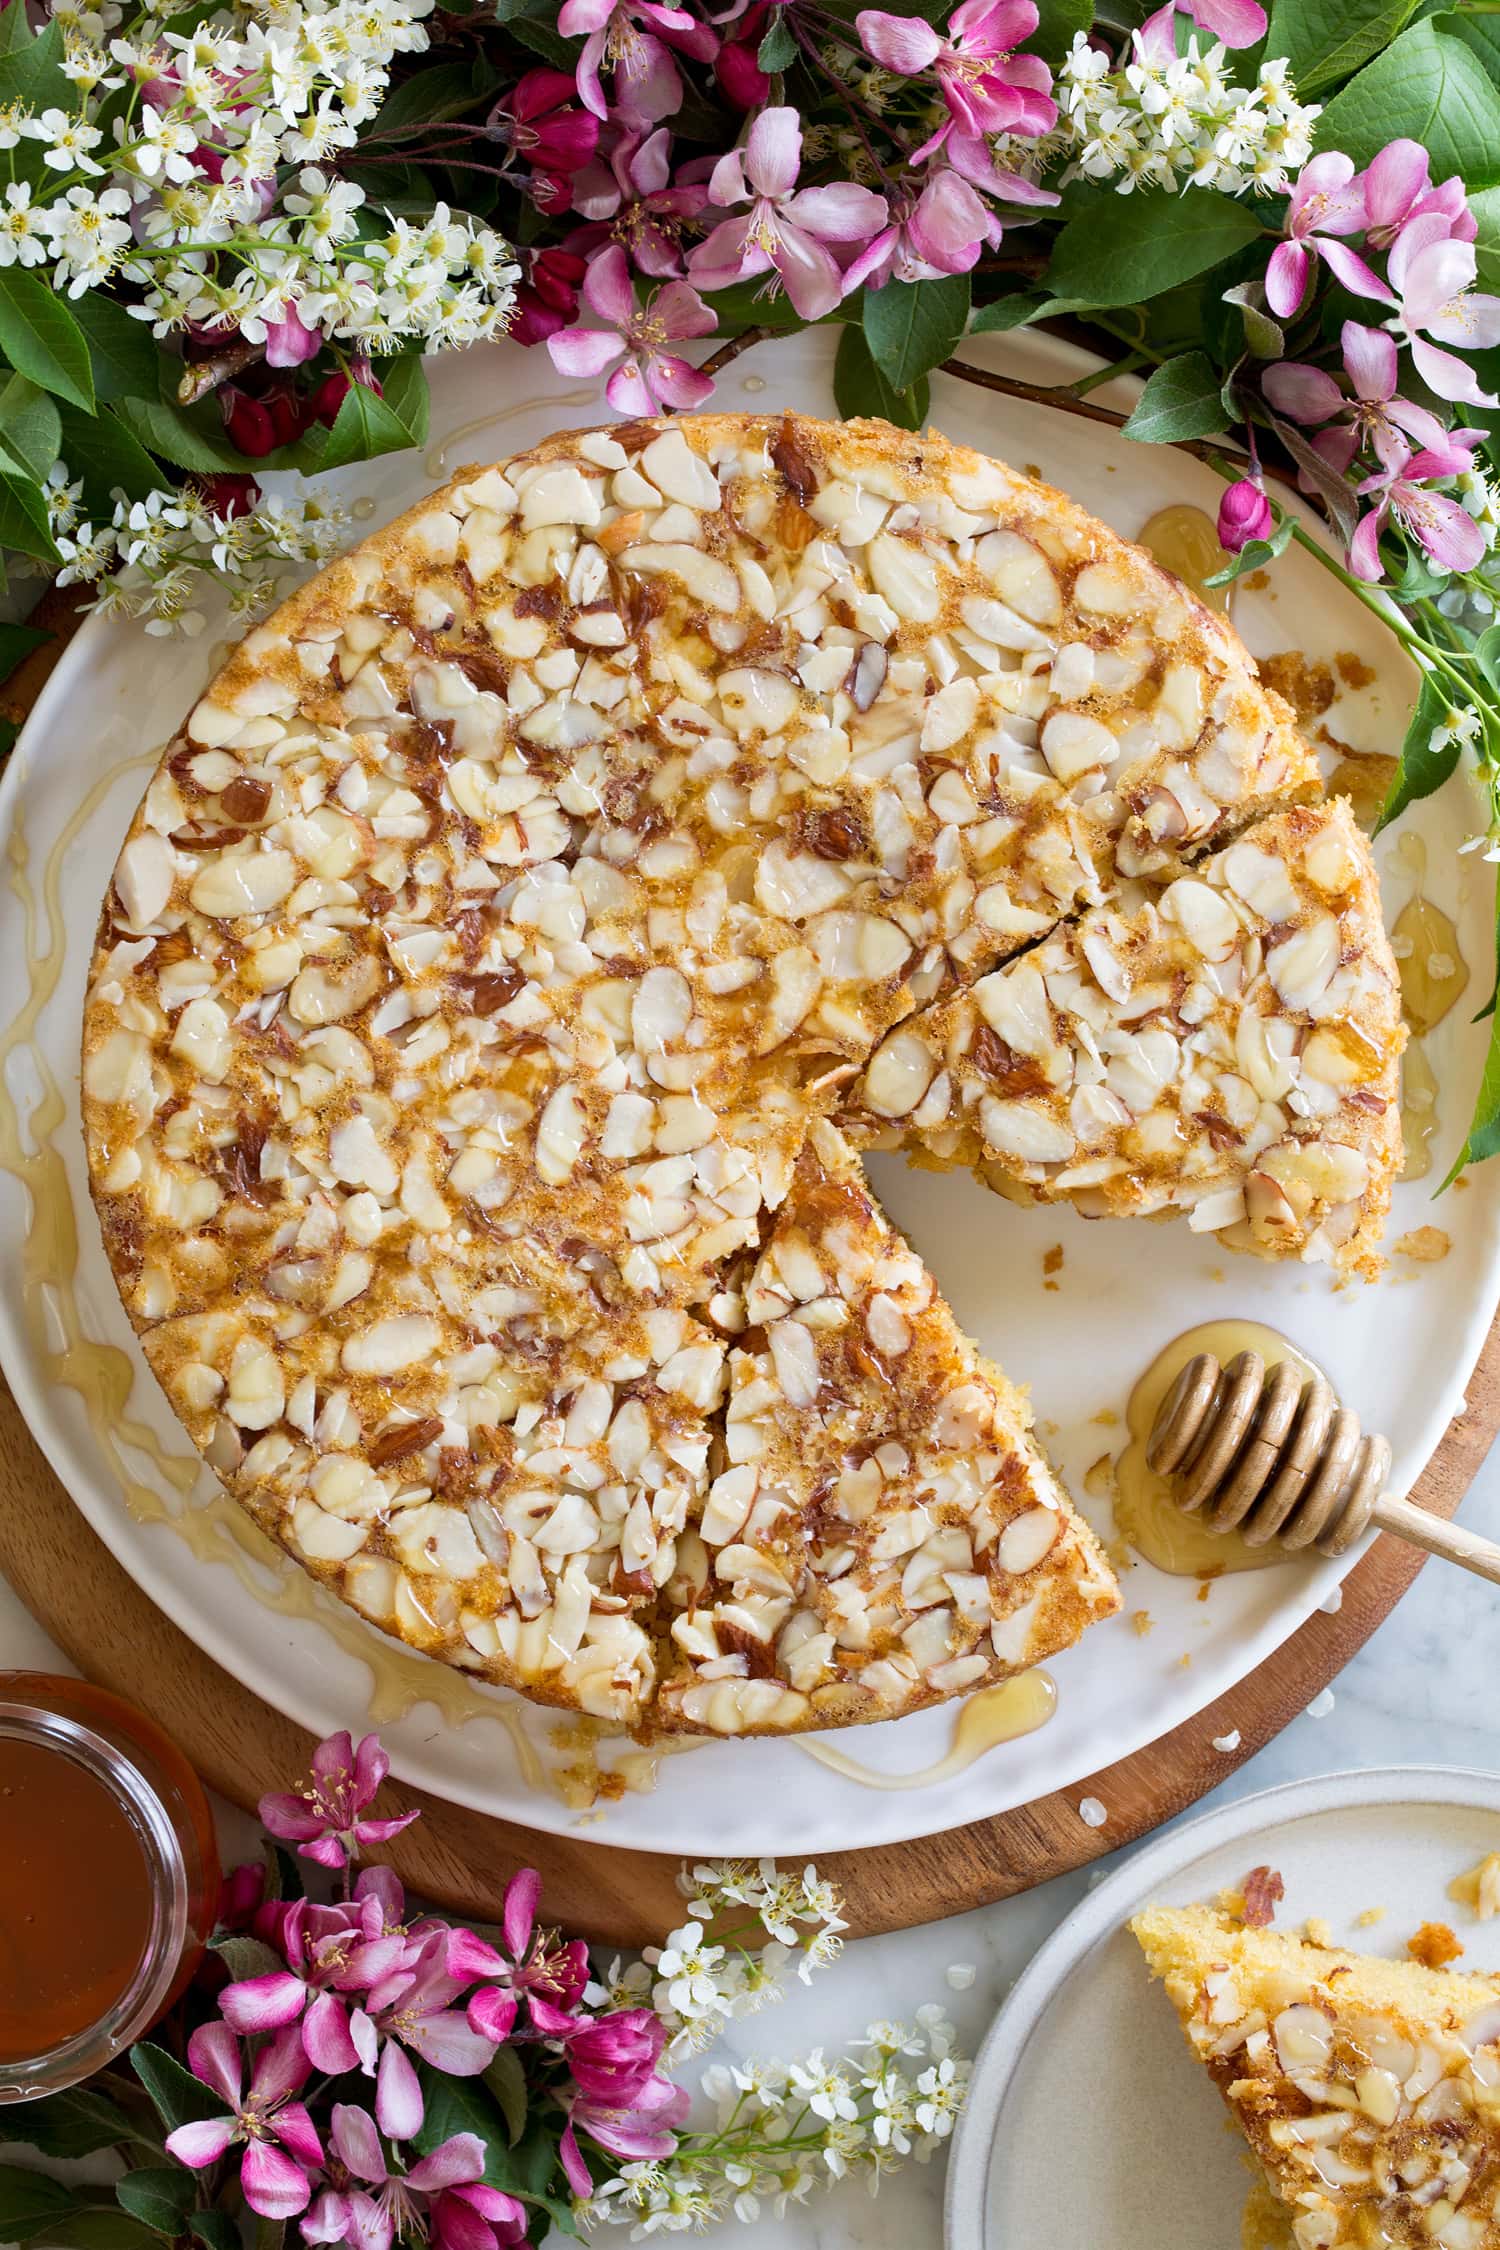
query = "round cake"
xmin=80 ymin=411 xmax=1402 ymax=1736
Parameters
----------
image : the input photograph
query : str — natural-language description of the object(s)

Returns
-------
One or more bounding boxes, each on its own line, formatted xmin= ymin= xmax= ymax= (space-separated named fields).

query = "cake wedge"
xmin=1132 ymin=1903 xmax=1500 ymax=2250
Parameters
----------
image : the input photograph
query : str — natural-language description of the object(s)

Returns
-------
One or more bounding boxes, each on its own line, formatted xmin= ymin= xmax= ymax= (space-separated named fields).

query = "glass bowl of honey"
xmin=0 ymin=1674 xmax=220 ymax=2101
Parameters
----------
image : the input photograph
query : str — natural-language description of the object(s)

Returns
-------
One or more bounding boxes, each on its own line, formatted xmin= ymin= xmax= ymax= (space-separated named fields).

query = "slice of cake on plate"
xmin=1133 ymin=1903 xmax=1500 ymax=2249
xmin=849 ymin=799 xmax=1404 ymax=1279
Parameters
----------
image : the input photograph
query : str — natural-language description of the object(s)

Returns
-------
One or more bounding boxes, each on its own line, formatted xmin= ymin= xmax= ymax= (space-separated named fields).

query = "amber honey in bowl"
xmin=0 ymin=1675 xmax=219 ymax=2100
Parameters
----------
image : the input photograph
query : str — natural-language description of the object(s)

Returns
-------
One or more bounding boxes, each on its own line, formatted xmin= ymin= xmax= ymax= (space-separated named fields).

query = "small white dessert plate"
xmin=944 ymin=1766 xmax=1500 ymax=2250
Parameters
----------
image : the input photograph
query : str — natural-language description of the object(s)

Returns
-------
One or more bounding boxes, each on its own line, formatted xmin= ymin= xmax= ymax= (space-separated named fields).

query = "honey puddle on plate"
xmin=423 ymin=390 xmax=598 ymax=482
xmin=1137 ymin=505 xmax=1233 ymax=614
xmin=1392 ymin=832 xmax=1468 ymax=1182
xmin=797 ymin=1669 xmax=1056 ymax=1790
xmin=1114 ymin=1320 xmax=1326 ymax=1576
xmin=1 ymin=781 xmax=541 ymax=1762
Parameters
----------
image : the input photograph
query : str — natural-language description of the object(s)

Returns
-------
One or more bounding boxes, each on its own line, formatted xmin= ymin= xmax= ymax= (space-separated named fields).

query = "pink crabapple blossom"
xmin=559 ymin=2067 xmax=691 ymax=2195
xmin=687 ymin=105 xmax=887 ymax=321
xmin=855 ymin=0 xmax=1057 ymax=167
xmin=1263 ymin=320 xmax=1474 ymax=478
xmin=568 ymin=125 xmax=713 ymax=277
xmin=1386 ymin=212 xmax=1500 ymax=409
xmin=1360 ymin=138 xmax=1475 ymax=252
xmin=487 ymin=68 xmax=600 ymax=215
xmin=547 ymin=242 xmax=718 ymax=414
xmin=302 ymin=2109 xmax=530 ymax=2250
xmin=164 ymin=2022 xmax=323 ymax=2221
xmin=259 ymin=1731 xmax=419 ymax=1872
xmin=1265 ymin=153 xmax=1392 ymax=321
xmin=843 ymin=167 xmax=1004 ymax=290
xmin=510 ymin=247 xmax=588 ymax=345
xmin=1140 ymin=0 xmax=1266 ymax=52
xmin=1350 ymin=443 xmax=1490 ymax=582
xmin=461 ymin=1866 xmax=592 ymax=2041
xmin=556 ymin=0 xmax=719 ymax=125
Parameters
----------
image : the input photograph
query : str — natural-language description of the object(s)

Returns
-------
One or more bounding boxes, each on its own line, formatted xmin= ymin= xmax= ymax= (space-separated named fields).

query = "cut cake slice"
xmin=1132 ymin=1903 xmax=1500 ymax=2250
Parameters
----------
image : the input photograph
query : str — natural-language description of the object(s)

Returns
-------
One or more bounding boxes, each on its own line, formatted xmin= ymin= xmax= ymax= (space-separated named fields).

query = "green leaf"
xmin=862 ymin=274 xmax=970 ymax=393
xmin=0 ymin=16 xmax=69 ymax=107
xmin=414 ymin=2063 xmax=571 ymax=2222
xmin=1121 ymin=353 xmax=1231 ymax=444
xmin=1031 ymin=0 xmax=1092 ymax=67
xmin=0 ymin=2164 xmax=79 ymax=2240
xmin=112 ymin=396 xmax=243 ymax=474
xmin=66 ymin=293 xmax=161 ymax=405
xmin=56 ymin=404 xmax=160 ymax=509
xmin=833 ymin=325 xmax=929 ymax=430
xmin=0 ymin=622 xmax=48 ymax=687
xmin=1220 ymin=279 xmax=1283 ymax=361
xmin=265 ymin=1840 xmax=305 ymax=1902
xmin=1375 ymin=667 xmax=1458 ymax=833
xmin=189 ymin=2211 xmax=242 ymax=2250
xmin=1471 ymin=185 xmax=1500 ymax=295
xmin=1264 ymin=0 xmax=1420 ymax=97
xmin=758 ymin=8 xmax=797 ymax=68
xmin=0 ymin=375 xmax=60 ymax=482
xmin=209 ymin=1932 xmax=286 ymax=1981
xmin=378 ymin=351 xmax=431 ymax=447
xmin=1315 ymin=21 xmax=1500 ymax=186
xmin=0 ymin=471 xmax=59 ymax=564
xmin=130 ymin=2040 xmax=226 ymax=2136
xmin=48 ymin=2214 xmax=162 ymax=2250
xmin=0 ymin=268 xmax=94 ymax=413
xmin=504 ymin=12 xmax=577 ymax=66
xmin=0 ymin=2085 xmax=132 ymax=2160
xmin=1045 ymin=194 xmax=1264 ymax=308
xmin=368 ymin=59 xmax=484 ymax=131
xmin=317 ymin=378 xmax=426 ymax=471
xmin=968 ymin=292 xmax=1050 ymax=333
xmin=116 ymin=2166 xmax=196 ymax=2233
xmin=482 ymin=2045 xmax=529 ymax=2148
xmin=1475 ymin=623 xmax=1500 ymax=704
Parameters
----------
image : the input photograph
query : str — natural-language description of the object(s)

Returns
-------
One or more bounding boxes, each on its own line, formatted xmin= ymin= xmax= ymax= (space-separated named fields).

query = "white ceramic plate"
xmin=2 ymin=324 xmax=1497 ymax=1856
xmin=944 ymin=1765 xmax=1500 ymax=2250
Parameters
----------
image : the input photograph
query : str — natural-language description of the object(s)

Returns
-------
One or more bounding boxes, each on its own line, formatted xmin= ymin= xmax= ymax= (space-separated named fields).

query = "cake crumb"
xmin=1131 ymin=1608 xmax=1155 ymax=1638
xmin=1083 ymin=1452 xmax=1117 ymax=1501
xmin=1449 ymin=1852 xmax=1500 ymax=1920
xmin=1335 ymin=651 xmax=1376 ymax=689
xmin=1196 ymin=1580 xmax=1214 ymax=1602
xmin=1177 ymin=1652 xmax=1193 ymax=1669
xmin=1396 ymin=1225 xmax=1451 ymax=1263
xmin=1408 ymin=1922 xmax=1464 ymax=1970
xmin=1303 ymin=1916 xmax=1333 ymax=1947
xmin=1355 ymin=1906 xmax=1387 ymax=1928
xmin=1240 ymin=1866 xmax=1284 ymax=1928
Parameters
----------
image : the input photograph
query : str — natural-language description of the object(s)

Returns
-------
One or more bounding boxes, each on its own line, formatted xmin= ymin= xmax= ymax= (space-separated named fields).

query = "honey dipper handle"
xmin=1371 ymin=1493 xmax=1500 ymax=1589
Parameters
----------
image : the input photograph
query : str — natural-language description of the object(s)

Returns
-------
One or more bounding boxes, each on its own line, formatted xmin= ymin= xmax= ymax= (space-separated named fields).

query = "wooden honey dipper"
xmin=1146 ymin=1349 xmax=1500 ymax=1588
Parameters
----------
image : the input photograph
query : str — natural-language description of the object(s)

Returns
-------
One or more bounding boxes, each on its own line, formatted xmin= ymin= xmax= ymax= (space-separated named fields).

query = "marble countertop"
xmin=4 ymin=1443 xmax=1498 ymax=2250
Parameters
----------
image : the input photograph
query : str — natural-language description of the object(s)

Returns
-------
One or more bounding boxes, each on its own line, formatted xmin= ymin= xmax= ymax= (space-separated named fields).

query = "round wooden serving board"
xmin=6 ymin=606 xmax=1500 ymax=1949
xmin=4 ymin=1343 xmax=1498 ymax=1947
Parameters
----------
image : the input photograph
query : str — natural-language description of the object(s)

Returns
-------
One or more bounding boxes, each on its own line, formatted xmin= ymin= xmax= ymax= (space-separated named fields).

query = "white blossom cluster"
xmin=582 ymin=2008 xmax=971 ymax=2236
xmin=1054 ymin=31 xmax=1321 ymax=196
xmin=45 ymin=465 xmax=349 ymax=633
xmin=601 ymin=1860 xmax=851 ymax=2063
xmin=0 ymin=0 xmax=517 ymax=347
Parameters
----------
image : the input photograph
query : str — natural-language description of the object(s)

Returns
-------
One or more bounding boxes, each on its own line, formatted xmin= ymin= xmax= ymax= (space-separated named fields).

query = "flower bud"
xmin=716 ymin=37 xmax=770 ymax=108
xmin=1217 ymin=477 xmax=1272 ymax=553
xmin=221 ymin=387 xmax=277 ymax=459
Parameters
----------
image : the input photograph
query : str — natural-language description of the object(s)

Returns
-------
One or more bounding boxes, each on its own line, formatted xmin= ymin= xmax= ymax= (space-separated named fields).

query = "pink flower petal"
xmin=187 ymin=2021 xmax=243 ymax=2111
xmin=785 ymin=180 xmax=889 ymax=245
xmin=250 ymin=2023 xmax=312 ymax=2107
xmin=1404 ymin=486 xmax=1487 ymax=573
xmin=445 ymin=1929 xmax=507 ymax=1984
xmin=581 ymin=240 xmax=636 ymax=325
xmin=1133 ymin=4 xmax=1179 ymax=66
xmin=1363 ymin=137 xmax=1429 ymax=235
xmin=1261 ymin=360 xmax=1343 ymax=424
xmin=547 ymin=326 xmax=626 ymax=378
xmin=1265 ymin=240 xmax=1310 ymax=321
xmin=1388 ymin=210 xmax=1460 ymax=298
xmin=769 ymin=220 xmax=845 ymax=320
xmin=501 ymin=1868 xmax=542 ymax=1961
xmin=240 ymin=2139 xmax=313 ymax=2223
xmin=645 ymin=350 xmax=716 ymax=408
xmin=653 ymin=279 xmax=717 ymax=340
xmin=606 ymin=355 xmax=661 ymax=414
xmin=855 ymin=6 xmax=942 ymax=71
xmin=1339 ymin=320 xmax=1397 ymax=404
xmin=273 ymin=2101 xmax=324 ymax=2172
xmin=1428 ymin=289 xmax=1500 ymax=352
xmin=1184 ymin=0 xmax=1265 ymax=46
xmin=1409 ymin=334 xmax=1500 ymax=408
xmin=331 ymin=2104 xmax=389 ymax=2184
xmin=687 ymin=211 xmax=767 ymax=291
xmin=1317 ymin=238 xmax=1395 ymax=306
xmin=259 ymin=1793 xmax=329 ymax=1844
xmin=1348 ymin=503 xmax=1387 ymax=582
xmin=311 ymin=1732 xmax=356 ymax=1790
xmin=406 ymin=2133 xmax=488 ymax=2193
xmin=220 ymin=1972 xmax=307 ymax=2035
xmin=744 ymin=105 xmax=802 ymax=200
xmin=559 ymin=2119 xmax=594 ymax=2197
xmin=467 ymin=1986 xmax=519 ymax=2043
xmin=165 ymin=2117 xmax=236 ymax=2169
xmin=376 ymin=2037 xmax=426 ymax=2140
xmin=405 ymin=2008 xmax=497 ymax=2077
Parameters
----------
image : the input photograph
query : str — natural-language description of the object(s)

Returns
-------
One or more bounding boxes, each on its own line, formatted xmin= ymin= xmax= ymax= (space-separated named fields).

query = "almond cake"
xmin=1134 ymin=1905 xmax=1500 ymax=2249
xmin=80 ymin=409 xmax=1401 ymax=1733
